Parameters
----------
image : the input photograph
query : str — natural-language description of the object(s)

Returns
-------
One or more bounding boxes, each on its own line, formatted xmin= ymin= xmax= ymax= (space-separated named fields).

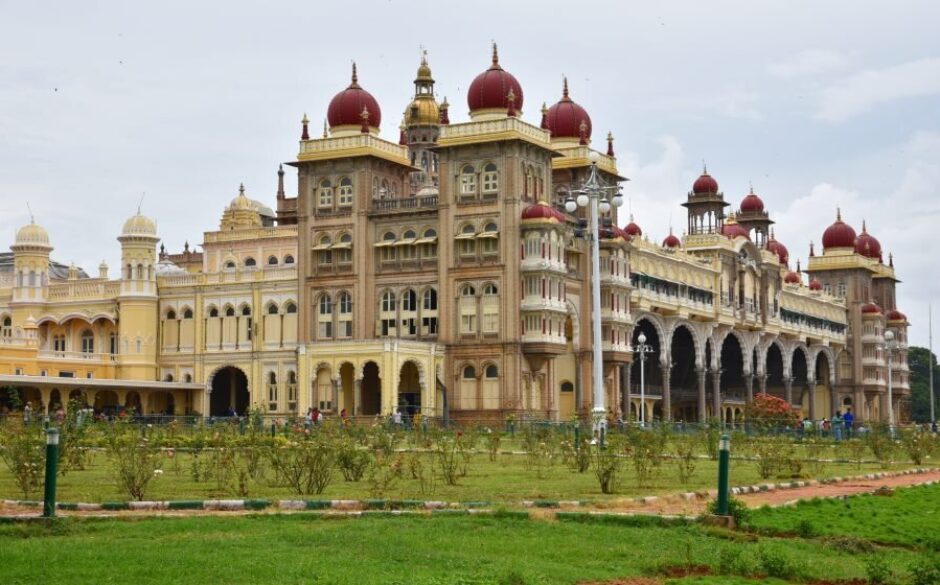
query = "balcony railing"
xmin=38 ymin=350 xmax=117 ymax=362
xmin=370 ymin=195 xmax=438 ymax=213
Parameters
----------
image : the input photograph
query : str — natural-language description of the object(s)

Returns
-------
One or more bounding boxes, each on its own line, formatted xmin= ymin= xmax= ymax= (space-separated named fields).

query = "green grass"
xmin=0 ymin=449 xmax=919 ymax=503
xmin=746 ymin=481 xmax=940 ymax=549
xmin=0 ymin=513 xmax=923 ymax=585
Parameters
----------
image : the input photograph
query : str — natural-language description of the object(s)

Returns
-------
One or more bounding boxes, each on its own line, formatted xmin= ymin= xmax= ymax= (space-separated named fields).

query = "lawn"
xmin=0 ymin=448 xmax=919 ymax=504
xmin=746 ymin=480 xmax=940 ymax=549
xmin=0 ymin=512 xmax=925 ymax=585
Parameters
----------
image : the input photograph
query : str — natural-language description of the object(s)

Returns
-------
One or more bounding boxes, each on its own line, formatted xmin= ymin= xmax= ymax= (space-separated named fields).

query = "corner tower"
xmin=117 ymin=211 xmax=160 ymax=380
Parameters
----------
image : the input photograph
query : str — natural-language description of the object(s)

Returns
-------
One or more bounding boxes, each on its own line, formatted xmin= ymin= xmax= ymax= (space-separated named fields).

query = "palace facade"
xmin=0 ymin=47 xmax=911 ymax=423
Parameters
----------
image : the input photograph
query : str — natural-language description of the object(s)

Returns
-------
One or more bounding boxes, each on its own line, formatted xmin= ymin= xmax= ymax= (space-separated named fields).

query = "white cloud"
xmin=816 ymin=57 xmax=940 ymax=121
xmin=616 ymin=135 xmax=690 ymax=241
xmin=768 ymin=49 xmax=848 ymax=79
xmin=656 ymin=86 xmax=763 ymax=121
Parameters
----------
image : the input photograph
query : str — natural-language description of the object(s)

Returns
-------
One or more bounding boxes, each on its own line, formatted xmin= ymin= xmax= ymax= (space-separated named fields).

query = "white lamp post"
xmin=564 ymin=151 xmax=624 ymax=436
xmin=883 ymin=329 xmax=899 ymax=433
xmin=633 ymin=332 xmax=655 ymax=426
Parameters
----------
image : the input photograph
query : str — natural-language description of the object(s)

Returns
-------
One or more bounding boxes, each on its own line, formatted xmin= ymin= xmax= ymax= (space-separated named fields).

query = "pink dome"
xmin=740 ymin=187 xmax=765 ymax=213
xmin=624 ymin=214 xmax=642 ymax=237
xmin=861 ymin=302 xmax=882 ymax=315
xmin=692 ymin=171 xmax=719 ymax=195
xmin=766 ymin=232 xmax=789 ymax=265
xmin=544 ymin=78 xmax=591 ymax=140
xmin=662 ymin=232 xmax=681 ymax=248
xmin=327 ymin=63 xmax=382 ymax=130
xmin=822 ymin=210 xmax=857 ymax=250
xmin=521 ymin=201 xmax=565 ymax=223
xmin=854 ymin=221 xmax=882 ymax=259
xmin=784 ymin=271 xmax=801 ymax=284
xmin=467 ymin=44 xmax=524 ymax=114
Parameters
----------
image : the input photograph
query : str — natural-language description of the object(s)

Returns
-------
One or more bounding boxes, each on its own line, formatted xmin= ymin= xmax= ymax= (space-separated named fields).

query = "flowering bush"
xmin=746 ymin=393 xmax=799 ymax=429
xmin=0 ymin=420 xmax=45 ymax=498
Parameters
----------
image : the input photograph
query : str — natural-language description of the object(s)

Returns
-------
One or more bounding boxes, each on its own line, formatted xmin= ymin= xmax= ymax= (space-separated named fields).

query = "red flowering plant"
xmin=745 ymin=393 xmax=798 ymax=430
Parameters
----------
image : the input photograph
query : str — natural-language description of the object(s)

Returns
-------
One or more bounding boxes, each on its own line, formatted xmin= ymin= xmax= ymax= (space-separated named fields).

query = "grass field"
xmin=0 ymin=448 xmax=920 ymax=503
xmin=746 ymin=480 xmax=940 ymax=549
xmin=0 ymin=512 xmax=927 ymax=585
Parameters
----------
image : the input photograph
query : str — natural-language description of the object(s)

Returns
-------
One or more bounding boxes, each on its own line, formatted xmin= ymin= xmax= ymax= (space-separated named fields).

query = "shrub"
xmin=591 ymin=436 xmax=624 ymax=494
xmin=367 ymin=453 xmax=404 ymax=498
xmin=909 ymin=555 xmax=940 ymax=585
xmin=901 ymin=428 xmax=935 ymax=465
xmin=706 ymin=496 xmax=750 ymax=526
xmin=672 ymin=433 xmax=698 ymax=484
xmin=104 ymin=424 xmax=162 ymax=501
xmin=484 ymin=427 xmax=501 ymax=462
xmin=752 ymin=438 xmax=788 ymax=479
xmin=746 ymin=393 xmax=799 ymax=430
xmin=336 ymin=440 xmax=372 ymax=482
xmin=756 ymin=546 xmax=803 ymax=580
xmin=267 ymin=435 xmax=336 ymax=495
xmin=864 ymin=555 xmax=891 ymax=585
xmin=866 ymin=425 xmax=897 ymax=469
xmin=561 ymin=437 xmax=591 ymax=473
xmin=0 ymin=419 xmax=45 ymax=499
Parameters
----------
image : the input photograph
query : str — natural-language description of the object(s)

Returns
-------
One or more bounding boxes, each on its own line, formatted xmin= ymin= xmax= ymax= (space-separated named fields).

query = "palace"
xmin=0 ymin=46 xmax=911 ymax=424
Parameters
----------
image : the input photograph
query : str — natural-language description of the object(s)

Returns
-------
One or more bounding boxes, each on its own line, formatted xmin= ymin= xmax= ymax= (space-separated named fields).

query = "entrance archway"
xmin=149 ymin=391 xmax=175 ymax=415
xmin=670 ymin=325 xmax=697 ymax=421
xmin=125 ymin=391 xmax=142 ymax=414
xmin=94 ymin=390 xmax=119 ymax=414
xmin=766 ymin=343 xmax=785 ymax=398
xmin=398 ymin=361 xmax=421 ymax=416
xmin=719 ymin=334 xmax=744 ymax=399
xmin=210 ymin=366 xmax=249 ymax=416
xmin=340 ymin=363 xmax=355 ymax=413
xmin=792 ymin=348 xmax=808 ymax=410
xmin=361 ymin=362 xmax=381 ymax=415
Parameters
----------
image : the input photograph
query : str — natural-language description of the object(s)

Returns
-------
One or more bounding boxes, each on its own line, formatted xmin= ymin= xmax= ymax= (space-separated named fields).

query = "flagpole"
xmin=930 ymin=304 xmax=936 ymax=426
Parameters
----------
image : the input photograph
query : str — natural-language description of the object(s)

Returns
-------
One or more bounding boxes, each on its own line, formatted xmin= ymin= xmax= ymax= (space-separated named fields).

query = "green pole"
xmin=271 ymin=421 xmax=276 ymax=438
xmin=42 ymin=428 xmax=59 ymax=518
xmin=574 ymin=425 xmax=581 ymax=450
xmin=716 ymin=433 xmax=731 ymax=516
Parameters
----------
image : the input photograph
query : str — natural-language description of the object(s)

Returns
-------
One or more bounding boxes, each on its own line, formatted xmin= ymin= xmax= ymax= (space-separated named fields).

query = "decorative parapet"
xmin=298 ymin=134 xmax=411 ymax=166
xmin=438 ymin=117 xmax=552 ymax=149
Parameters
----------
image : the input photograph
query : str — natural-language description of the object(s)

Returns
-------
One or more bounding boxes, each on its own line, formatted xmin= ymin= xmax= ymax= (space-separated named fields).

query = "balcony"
xmin=520 ymin=257 xmax=567 ymax=275
xmin=520 ymin=298 xmax=567 ymax=314
xmin=370 ymin=195 xmax=438 ymax=215
xmin=600 ymin=308 xmax=631 ymax=324
xmin=38 ymin=350 xmax=117 ymax=362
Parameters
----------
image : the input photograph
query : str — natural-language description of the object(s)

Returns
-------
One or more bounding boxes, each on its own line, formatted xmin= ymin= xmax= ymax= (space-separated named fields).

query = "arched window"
xmin=244 ymin=257 xmax=256 ymax=268
xmin=284 ymin=255 xmax=295 ymax=265
xmin=285 ymin=302 xmax=297 ymax=314
xmin=267 ymin=303 xmax=279 ymax=315
xmin=337 ymin=292 xmax=352 ymax=338
xmin=318 ymin=179 xmax=333 ymax=208
xmin=480 ymin=222 xmax=499 ymax=256
xmin=380 ymin=231 xmax=397 ymax=262
xmin=1 ymin=316 xmax=12 ymax=338
xmin=225 ymin=306 xmax=236 ymax=317
xmin=423 ymin=288 xmax=438 ymax=310
xmin=209 ymin=307 xmax=220 ymax=318
xmin=182 ymin=308 xmax=193 ymax=319
xmin=184 ymin=373 xmax=192 ymax=383
xmin=460 ymin=165 xmax=477 ymax=196
xmin=401 ymin=229 xmax=417 ymax=260
xmin=267 ymin=371 xmax=278 ymax=403
xmin=458 ymin=223 xmax=477 ymax=258
xmin=336 ymin=233 xmax=353 ymax=264
xmin=267 ymin=256 xmax=279 ymax=266
xmin=381 ymin=291 xmax=396 ymax=312
xmin=482 ymin=163 xmax=498 ymax=195
xmin=81 ymin=330 xmax=94 ymax=354
xmin=166 ymin=309 xmax=177 ymax=320
xmin=338 ymin=177 xmax=353 ymax=206
xmin=319 ymin=294 xmax=333 ymax=315
xmin=485 ymin=364 xmax=498 ymax=379
xmin=224 ymin=260 xmax=236 ymax=270
xmin=421 ymin=228 xmax=438 ymax=259
xmin=483 ymin=284 xmax=498 ymax=296
xmin=401 ymin=289 xmax=417 ymax=312
xmin=561 ymin=381 xmax=574 ymax=393
xmin=463 ymin=365 xmax=476 ymax=379
xmin=461 ymin=284 xmax=476 ymax=296
xmin=241 ymin=306 xmax=251 ymax=317
xmin=338 ymin=292 xmax=352 ymax=314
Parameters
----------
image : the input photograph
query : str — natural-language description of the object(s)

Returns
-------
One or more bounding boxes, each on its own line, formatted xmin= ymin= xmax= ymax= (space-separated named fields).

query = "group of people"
xmin=799 ymin=408 xmax=855 ymax=440
xmin=304 ymin=407 xmax=350 ymax=426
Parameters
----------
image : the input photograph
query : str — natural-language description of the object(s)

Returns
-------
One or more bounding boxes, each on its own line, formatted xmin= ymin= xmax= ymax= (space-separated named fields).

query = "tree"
xmin=907 ymin=346 xmax=939 ymax=423
xmin=745 ymin=392 xmax=799 ymax=429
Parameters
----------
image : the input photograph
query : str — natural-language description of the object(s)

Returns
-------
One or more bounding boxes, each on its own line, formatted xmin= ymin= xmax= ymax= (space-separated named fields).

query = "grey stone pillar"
xmin=696 ymin=368 xmax=707 ymax=423
xmin=354 ymin=378 xmax=362 ymax=416
xmin=784 ymin=376 xmax=793 ymax=407
xmin=744 ymin=374 xmax=754 ymax=404
xmin=711 ymin=370 xmax=722 ymax=423
xmin=758 ymin=373 xmax=768 ymax=395
xmin=331 ymin=379 xmax=340 ymax=413
xmin=621 ymin=364 xmax=631 ymax=419
xmin=807 ymin=378 xmax=817 ymax=420
xmin=661 ymin=361 xmax=672 ymax=422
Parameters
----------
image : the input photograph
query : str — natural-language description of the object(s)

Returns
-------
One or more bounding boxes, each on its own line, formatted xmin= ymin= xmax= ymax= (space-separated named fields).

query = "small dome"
xmin=406 ymin=99 xmax=440 ymax=126
xmin=662 ymin=231 xmax=681 ymax=248
xmin=228 ymin=184 xmax=274 ymax=217
xmin=861 ymin=302 xmax=882 ymax=315
xmin=886 ymin=309 xmax=907 ymax=322
xmin=721 ymin=215 xmax=750 ymax=240
xmin=155 ymin=258 xmax=186 ymax=276
xmin=14 ymin=221 xmax=51 ymax=247
xmin=692 ymin=170 xmax=719 ymax=195
xmin=822 ymin=209 xmax=857 ymax=250
xmin=784 ymin=271 xmax=801 ymax=284
xmin=766 ymin=232 xmax=789 ymax=265
xmin=853 ymin=220 xmax=882 ymax=259
xmin=327 ymin=63 xmax=382 ymax=130
xmin=122 ymin=213 xmax=157 ymax=237
xmin=740 ymin=186 xmax=764 ymax=213
xmin=808 ymin=278 xmax=822 ymax=291
xmin=545 ymin=78 xmax=591 ymax=141
xmin=624 ymin=214 xmax=642 ymax=237
xmin=467 ymin=44 xmax=524 ymax=115
xmin=600 ymin=225 xmax=627 ymax=241
xmin=521 ymin=201 xmax=566 ymax=223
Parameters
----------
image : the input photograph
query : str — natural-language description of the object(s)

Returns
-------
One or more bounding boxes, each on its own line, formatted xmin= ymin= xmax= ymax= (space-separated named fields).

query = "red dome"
xmin=886 ymin=309 xmax=907 ymax=322
xmin=861 ymin=302 xmax=882 ymax=314
xmin=327 ymin=63 xmax=382 ymax=130
xmin=766 ymin=232 xmax=789 ymax=265
xmin=603 ymin=225 xmax=628 ymax=240
xmin=822 ymin=210 xmax=857 ymax=249
xmin=467 ymin=45 xmax=524 ymax=114
xmin=545 ymin=78 xmax=591 ymax=140
xmin=854 ymin=221 xmax=882 ymax=258
xmin=692 ymin=171 xmax=719 ymax=195
xmin=784 ymin=271 xmax=801 ymax=284
xmin=624 ymin=214 xmax=642 ymax=237
xmin=808 ymin=278 xmax=822 ymax=291
xmin=740 ymin=187 xmax=764 ymax=213
xmin=722 ymin=217 xmax=750 ymax=240
xmin=662 ymin=232 xmax=681 ymax=248
xmin=521 ymin=201 xmax=565 ymax=223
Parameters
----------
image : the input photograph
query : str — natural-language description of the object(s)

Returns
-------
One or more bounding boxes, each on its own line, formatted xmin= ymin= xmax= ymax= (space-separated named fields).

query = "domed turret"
xmin=766 ymin=230 xmax=789 ymax=265
xmin=405 ymin=52 xmax=440 ymax=126
xmin=886 ymin=309 xmax=908 ymax=323
xmin=861 ymin=302 xmax=882 ymax=315
xmin=808 ymin=278 xmax=822 ymax=291
xmin=544 ymin=78 xmax=591 ymax=143
xmin=327 ymin=63 xmax=382 ymax=135
xmin=822 ymin=209 xmax=857 ymax=250
xmin=14 ymin=221 xmax=51 ymax=249
xmin=853 ymin=220 xmax=882 ymax=259
xmin=624 ymin=214 xmax=642 ymax=237
xmin=122 ymin=212 xmax=157 ymax=237
xmin=467 ymin=44 xmax=524 ymax=120
xmin=662 ymin=229 xmax=681 ymax=249
xmin=692 ymin=170 xmax=719 ymax=195
xmin=721 ymin=214 xmax=750 ymax=240
xmin=740 ymin=186 xmax=764 ymax=213
xmin=784 ymin=270 xmax=801 ymax=284
xmin=521 ymin=201 xmax=566 ymax=224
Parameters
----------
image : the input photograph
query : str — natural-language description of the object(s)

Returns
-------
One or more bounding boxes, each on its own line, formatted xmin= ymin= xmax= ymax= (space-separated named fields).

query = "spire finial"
xmin=836 ymin=207 xmax=842 ymax=221
xmin=606 ymin=131 xmax=614 ymax=157
xmin=137 ymin=192 xmax=145 ymax=215
xmin=702 ymin=160 xmax=708 ymax=174
xmin=491 ymin=42 xmax=499 ymax=67
xmin=276 ymin=164 xmax=285 ymax=199
xmin=351 ymin=61 xmax=358 ymax=85
xmin=809 ymin=240 xmax=815 ymax=256
xmin=749 ymin=181 xmax=754 ymax=194
xmin=239 ymin=183 xmax=245 ymax=196
xmin=796 ymin=259 xmax=801 ymax=273
xmin=301 ymin=113 xmax=310 ymax=140
xmin=562 ymin=76 xmax=569 ymax=99
xmin=421 ymin=47 xmax=428 ymax=66
xmin=26 ymin=201 xmax=34 ymax=224
xmin=322 ymin=119 xmax=328 ymax=138
xmin=889 ymin=252 xmax=894 ymax=267
xmin=861 ymin=219 xmax=867 ymax=233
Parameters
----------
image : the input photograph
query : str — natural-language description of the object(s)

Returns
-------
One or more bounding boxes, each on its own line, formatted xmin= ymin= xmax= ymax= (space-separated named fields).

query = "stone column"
xmin=354 ymin=378 xmax=362 ymax=416
xmin=744 ymin=374 xmax=754 ymax=404
xmin=830 ymin=381 xmax=839 ymax=418
xmin=696 ymin=368 xmax=707 ymax=423
xmin=621 ymin=364 xmax=631 ymax=419
xmin=807 ymin=377 xmax=817 ymax=420
xmin=661 ymin=361 xmax=672 ymax=422
xmin=331 ymin=378 xmax=340 ymax=413
xmin=758 ymin=373 xmax=768 ymax=395
xmin=784 ymin=377 xmax=793 ymax=407
xmin=711 ymin=370 xmax=721 ymax=424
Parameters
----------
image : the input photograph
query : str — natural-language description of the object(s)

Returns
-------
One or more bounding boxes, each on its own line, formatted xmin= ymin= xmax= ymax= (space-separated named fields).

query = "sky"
xmin=1 ymin=0 xmax=939 ymax=347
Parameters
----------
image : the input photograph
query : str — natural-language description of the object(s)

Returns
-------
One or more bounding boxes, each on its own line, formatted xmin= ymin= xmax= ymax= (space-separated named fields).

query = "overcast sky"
xmin=2 ymin=0 xmax=939 ymax=347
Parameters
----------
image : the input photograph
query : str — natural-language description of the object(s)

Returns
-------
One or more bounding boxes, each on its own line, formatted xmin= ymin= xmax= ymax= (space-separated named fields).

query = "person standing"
xmin=843 ymin=408 xmax=854 ymax=438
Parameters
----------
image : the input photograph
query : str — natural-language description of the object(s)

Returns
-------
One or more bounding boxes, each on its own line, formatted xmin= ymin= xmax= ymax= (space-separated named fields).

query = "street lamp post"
xmin=633 ymin=332 xmax=655 ymax=426
xmin=883 ymin=329 xmax=899 ymax=433
xmin=565 ymin=151 xmax=624 ymax=436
